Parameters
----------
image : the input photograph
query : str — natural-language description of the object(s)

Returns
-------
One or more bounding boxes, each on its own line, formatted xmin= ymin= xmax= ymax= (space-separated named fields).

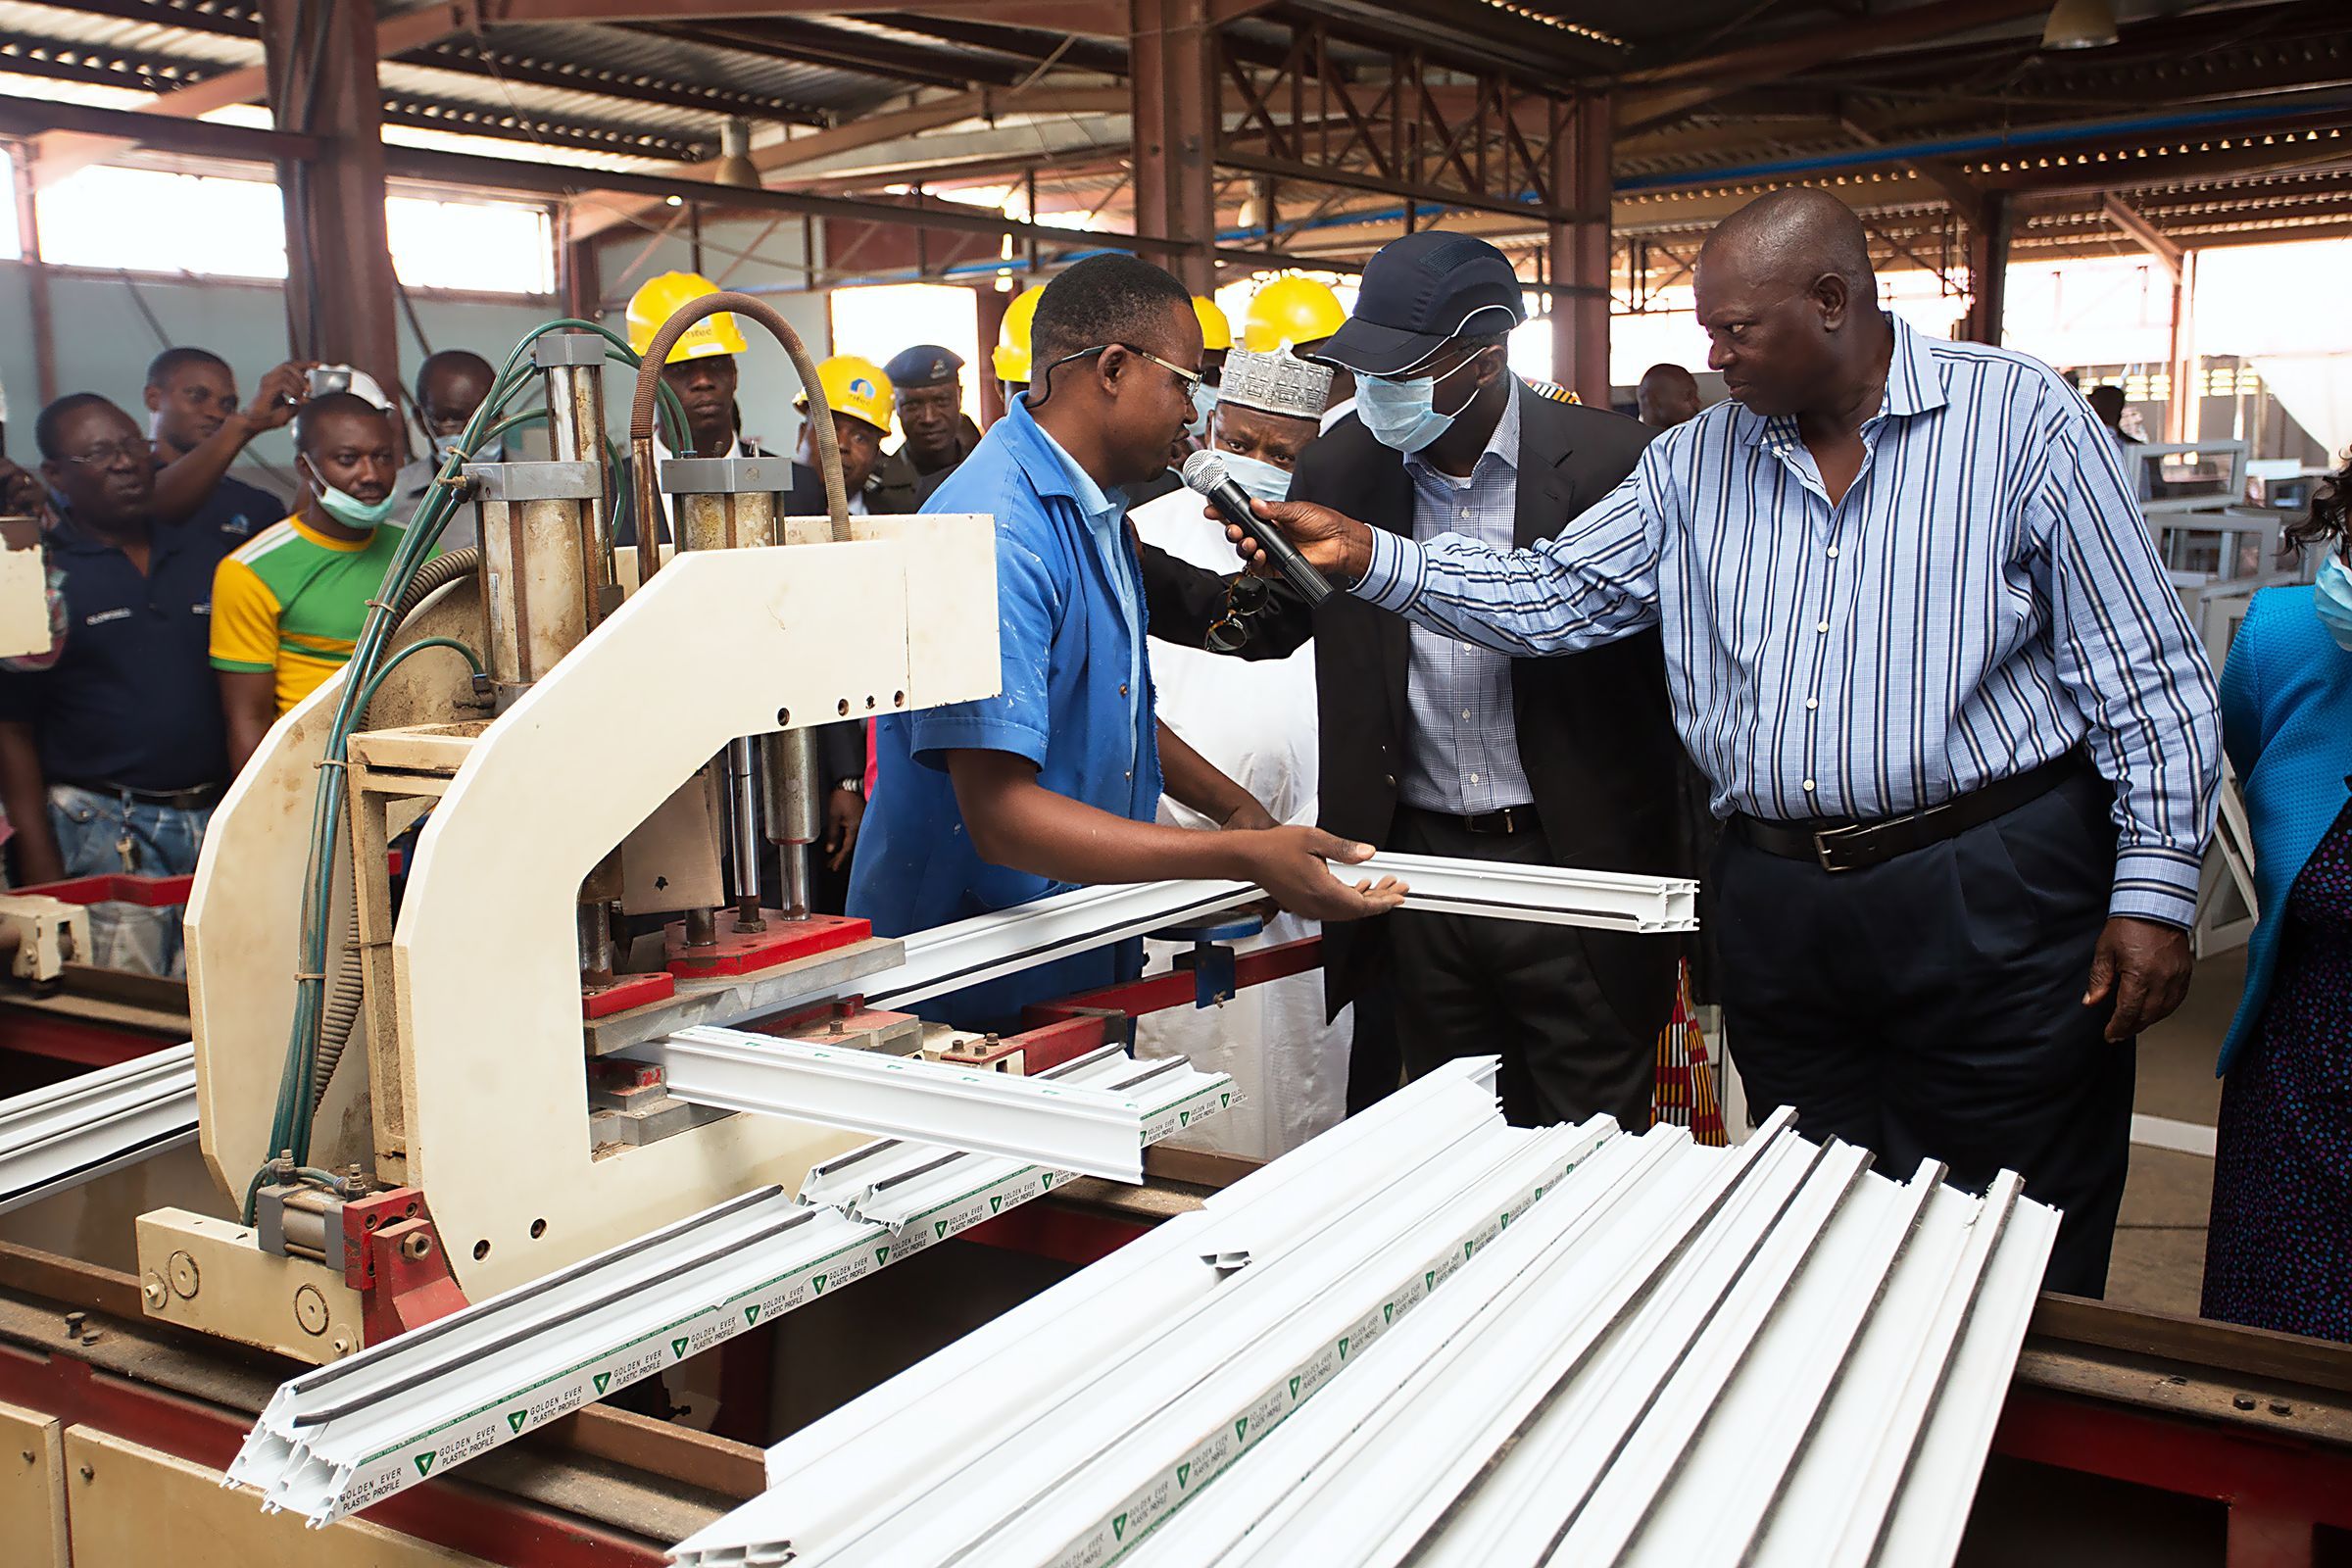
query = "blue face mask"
xmin=1190 ymin=380 xmax=1219 ymax=429
xmin=303 ymin=459 xmax=398 ymax=532
xmin=2317 ymin=552 xmax=2352 ymax=652
xmin=1355 ymin=355 xmax=1481 ymax=454
xmin=1218 ymin=451 xmax=1294 ymax=507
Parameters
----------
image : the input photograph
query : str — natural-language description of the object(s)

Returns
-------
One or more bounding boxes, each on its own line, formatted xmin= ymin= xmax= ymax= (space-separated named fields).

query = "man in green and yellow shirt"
xmin=211 ymin=391 xmax=405 ymax=774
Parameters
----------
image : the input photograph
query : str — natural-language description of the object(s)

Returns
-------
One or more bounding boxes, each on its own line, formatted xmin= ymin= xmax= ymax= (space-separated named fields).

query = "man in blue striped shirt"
xmin=1229 ymin=188 xmax=2221 ymax=1295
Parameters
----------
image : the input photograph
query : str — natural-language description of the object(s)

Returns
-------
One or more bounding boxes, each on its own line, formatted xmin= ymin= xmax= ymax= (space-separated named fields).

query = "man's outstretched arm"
xmin=945 ymin=749 xmax=1399 ymax=922
xmin=1221 ymin=448 xmax=1670 ymax=658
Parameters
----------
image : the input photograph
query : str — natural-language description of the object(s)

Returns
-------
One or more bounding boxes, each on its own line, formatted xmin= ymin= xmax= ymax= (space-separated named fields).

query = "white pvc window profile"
xmin=643 ymin=1027 xmax=1233 ymax=1184
xmin=0 ymin=1042 xmax=197 ymax=1215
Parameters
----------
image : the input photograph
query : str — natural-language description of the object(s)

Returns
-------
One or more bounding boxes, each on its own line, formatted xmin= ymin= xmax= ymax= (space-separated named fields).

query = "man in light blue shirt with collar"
xmin=1228 ymin=189 xmax=2221 ymax=1297
xmin=849 ymin=256 xmax=1402 ymax=1029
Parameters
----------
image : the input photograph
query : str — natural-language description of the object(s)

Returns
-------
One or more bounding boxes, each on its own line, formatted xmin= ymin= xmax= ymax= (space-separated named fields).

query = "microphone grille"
xmin=1180 ymin=449 xmax=1228 ymax=495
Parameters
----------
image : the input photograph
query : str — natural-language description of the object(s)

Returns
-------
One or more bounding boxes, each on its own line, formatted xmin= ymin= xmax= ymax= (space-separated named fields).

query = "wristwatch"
xmin=835 ymin=776 xmax=864 ymax=798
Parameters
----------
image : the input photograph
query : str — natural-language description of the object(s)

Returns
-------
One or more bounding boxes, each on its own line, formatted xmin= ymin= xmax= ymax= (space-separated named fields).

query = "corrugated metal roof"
xmin=484 ymin=22 xmax=898 ymax=116
xmin=0 ymin=0 xmax=916 ymax=149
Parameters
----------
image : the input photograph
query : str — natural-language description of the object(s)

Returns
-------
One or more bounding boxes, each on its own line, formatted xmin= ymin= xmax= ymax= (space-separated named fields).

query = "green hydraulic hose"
xmin=350 ymin=636 xmax=485 ymax=723
xmin=248 ymin=319 xmax=672 ymax=1215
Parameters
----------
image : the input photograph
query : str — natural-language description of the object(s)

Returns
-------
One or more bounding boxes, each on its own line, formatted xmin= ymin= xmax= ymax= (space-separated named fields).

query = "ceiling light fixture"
xmin=2041 ymin=0 xmax=2118 ymax=50
xmin=712 ymin=117 xmax=760 ymax=189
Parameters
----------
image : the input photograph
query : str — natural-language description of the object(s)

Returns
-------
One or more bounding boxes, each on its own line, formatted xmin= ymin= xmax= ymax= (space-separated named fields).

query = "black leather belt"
xmin=64 ymin=780 xmax=222 ymax=810
xmin=1733 ymin=755 xmax=2085 ymax=873
xmin=1405 ymin=803 xmax=1540 ymax=836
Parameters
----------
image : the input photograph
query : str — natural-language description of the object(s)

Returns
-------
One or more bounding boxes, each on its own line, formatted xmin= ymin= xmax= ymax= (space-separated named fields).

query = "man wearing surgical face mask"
xmin=1182 ymin=230 xmax=1689 ymax=1133
xmin=394 ymin=350 xmax=500 ymax=544
xmin=211 ymin=392 xmax=407 ymax=774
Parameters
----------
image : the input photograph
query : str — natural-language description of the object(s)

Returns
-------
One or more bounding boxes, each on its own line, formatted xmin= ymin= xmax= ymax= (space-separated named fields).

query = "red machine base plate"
xmin=581 ymin=971 xmax=676 ymax=1019
xmin=663 ymin=911 xmax=871 ymax=978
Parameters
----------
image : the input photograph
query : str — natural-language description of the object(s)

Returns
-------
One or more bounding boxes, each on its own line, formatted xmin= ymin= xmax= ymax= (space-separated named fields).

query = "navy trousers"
xmin=1712 ymin=769 xmax=2133 ymax=1298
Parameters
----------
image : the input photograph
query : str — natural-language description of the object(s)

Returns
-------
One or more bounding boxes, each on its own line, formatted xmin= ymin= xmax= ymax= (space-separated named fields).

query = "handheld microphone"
xmin=1181 ymin=450 xmax=1334 ymax=607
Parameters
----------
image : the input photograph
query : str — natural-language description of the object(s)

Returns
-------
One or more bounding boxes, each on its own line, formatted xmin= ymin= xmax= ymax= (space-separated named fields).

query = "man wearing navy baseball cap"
xmin=1280 ymin=230 xmax=1690 ymax=1132
xmin=874 ymin=343 xmax=982 ymax=510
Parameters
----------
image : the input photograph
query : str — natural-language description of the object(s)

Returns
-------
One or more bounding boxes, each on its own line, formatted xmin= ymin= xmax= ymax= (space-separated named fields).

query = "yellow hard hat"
xmin=625 ymin=270 xmax=749 ymax=365
xmin=1243 ymin=275 xmax=1347 ymax=354
xmin=993 ymin=283 xmax=1047 ymax=385
xmin=1193 ymin=296 xmax=1233 ymax=352
xmin=795 ymin=354 xmax=895 ymax=435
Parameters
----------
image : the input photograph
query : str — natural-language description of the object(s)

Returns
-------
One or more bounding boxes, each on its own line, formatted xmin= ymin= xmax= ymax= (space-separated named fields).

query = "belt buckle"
xmin=1812 ymin=823 xmax=1865 ymax=873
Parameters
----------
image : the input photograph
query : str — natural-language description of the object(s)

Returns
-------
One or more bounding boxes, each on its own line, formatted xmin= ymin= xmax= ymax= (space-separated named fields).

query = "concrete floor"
xmin=2105 ymin=944 xmax=2239 ymax=1317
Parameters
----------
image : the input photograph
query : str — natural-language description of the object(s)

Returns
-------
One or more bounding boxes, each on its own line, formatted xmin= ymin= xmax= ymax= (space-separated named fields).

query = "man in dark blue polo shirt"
xmin=849 ymin=256 xmax=1403 ymax=1028
xmin=143 ymin=347 xmax=306 ymax=540
xmin=0 ymin=394 xmax=242 ymax=974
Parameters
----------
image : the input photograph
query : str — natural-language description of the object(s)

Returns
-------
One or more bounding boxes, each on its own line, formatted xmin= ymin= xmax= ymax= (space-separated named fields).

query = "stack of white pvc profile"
xmin=0 ymin=1042 xmax=197 ymax=1216
xmin=232 ymin=1044 xmax=1232 ymax=1527
xmin=668 ymin=1065 xmax=2055 ymax=1568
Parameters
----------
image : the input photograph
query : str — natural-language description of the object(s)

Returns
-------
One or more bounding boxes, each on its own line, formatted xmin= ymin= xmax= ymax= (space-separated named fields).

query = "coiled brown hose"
xmin=628 ymin=291 xmax=851 ymax=578
xmin=391 ymin=546 xmax=481 ymax=624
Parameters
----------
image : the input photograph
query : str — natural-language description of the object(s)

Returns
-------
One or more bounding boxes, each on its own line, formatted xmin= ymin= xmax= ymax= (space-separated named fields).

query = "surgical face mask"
xmin=302 ymin=458 xmax=397 ymax=532
xmin=2317 ymin=550 xmax=2352 ymax=652
xmin=1355 ymin=354 xmax=1482 ymax=454
xmin=1218 ymin=451 xmax=1294 ymax=507
xmin=1190 ymin=380 xmax=1219 ymax=429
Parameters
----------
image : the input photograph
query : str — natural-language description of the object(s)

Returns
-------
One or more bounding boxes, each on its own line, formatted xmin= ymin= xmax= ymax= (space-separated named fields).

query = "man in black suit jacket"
xmin=1152 ymin=233 xmax=1687 ymax=1130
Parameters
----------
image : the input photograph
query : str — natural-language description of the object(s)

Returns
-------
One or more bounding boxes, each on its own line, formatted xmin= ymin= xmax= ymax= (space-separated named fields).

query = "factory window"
xmin=386 ymin=194 xmax=554 ymax=295
xmin=38 ymin=167 xmax=288 ymax=279
xmin=831 ymin=283 xmax=980 ymax=416
xmin=32 ymin=165 xmax=553 ymax=294
xmin=0 ymin=148 xmax=18 ymax=262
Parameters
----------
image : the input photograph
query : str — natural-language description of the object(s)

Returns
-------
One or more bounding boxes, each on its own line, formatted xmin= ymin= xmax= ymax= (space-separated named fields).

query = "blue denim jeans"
xmin=46 ymin=783 xmax=213 ymax=976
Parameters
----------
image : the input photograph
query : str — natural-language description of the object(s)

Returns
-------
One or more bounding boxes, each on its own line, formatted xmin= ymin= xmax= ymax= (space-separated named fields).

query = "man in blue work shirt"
xmin=0 ymin=394 xmax=243 ymax=974
xmin=849 ymin=255 xmax=1403 ymax=1029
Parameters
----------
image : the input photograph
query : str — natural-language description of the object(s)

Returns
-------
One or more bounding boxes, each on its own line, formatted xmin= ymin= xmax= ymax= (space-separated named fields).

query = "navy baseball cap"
xmin=882 ymin=344 xmax=964 ymax=387
xmin=1312 ymin=231 xmax=1526 ymax=377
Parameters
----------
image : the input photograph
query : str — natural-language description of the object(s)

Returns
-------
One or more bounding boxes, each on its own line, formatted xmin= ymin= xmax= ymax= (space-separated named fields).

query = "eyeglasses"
xmin=59 ymin=438 xmax=152 ymax=470
xmin=1035 ymin=345 xmax=1203 ymax=409
xmin=1205 ymin=571 xmax=1274 ymax=653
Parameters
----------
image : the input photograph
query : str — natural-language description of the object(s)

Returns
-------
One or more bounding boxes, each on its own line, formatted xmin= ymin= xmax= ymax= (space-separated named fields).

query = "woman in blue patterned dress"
xmin=2202 ymin=454 xmax=2352 ymax=1342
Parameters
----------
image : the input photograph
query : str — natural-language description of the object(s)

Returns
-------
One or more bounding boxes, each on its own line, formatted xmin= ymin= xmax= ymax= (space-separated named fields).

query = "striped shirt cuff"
xmin=1353 ymin=526 xmax=1427 ymax=614
xmin=2109 ymin=847 xmax=2201 ymax=929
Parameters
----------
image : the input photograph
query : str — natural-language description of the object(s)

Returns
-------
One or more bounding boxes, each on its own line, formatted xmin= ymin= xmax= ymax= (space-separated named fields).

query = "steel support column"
xmin=1552 ymin=92 xmax=1612 ymax=406
xmin=1960 ymin=190 xmax=2012 ymax=346
xmin=1130 ymin=0 xmax=1217 ymax=294
xmin=561 ymin=221 xmax=602 ymax=325
xmin=8 ymin=141 xmax=56 ymax=408
xmin=260 ymin=0 xmax=401 ymax=393
xmin=975 ymin=282 xmax=1011 ymax=427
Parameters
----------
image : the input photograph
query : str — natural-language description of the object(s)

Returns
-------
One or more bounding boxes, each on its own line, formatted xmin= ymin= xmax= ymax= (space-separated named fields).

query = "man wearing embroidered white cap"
xmin=1130 ymin=348 xmax=1351 ymax=1156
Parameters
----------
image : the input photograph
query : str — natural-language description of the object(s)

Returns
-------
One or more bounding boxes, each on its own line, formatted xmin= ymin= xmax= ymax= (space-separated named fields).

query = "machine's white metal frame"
xmin=0 ymin=1043 xmax=197 ymax=1215
xmin=175 ymin=515 xmax=1000 ymax=1316
xmin=641 ymin=1026 xmax=1234 ymax=1183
